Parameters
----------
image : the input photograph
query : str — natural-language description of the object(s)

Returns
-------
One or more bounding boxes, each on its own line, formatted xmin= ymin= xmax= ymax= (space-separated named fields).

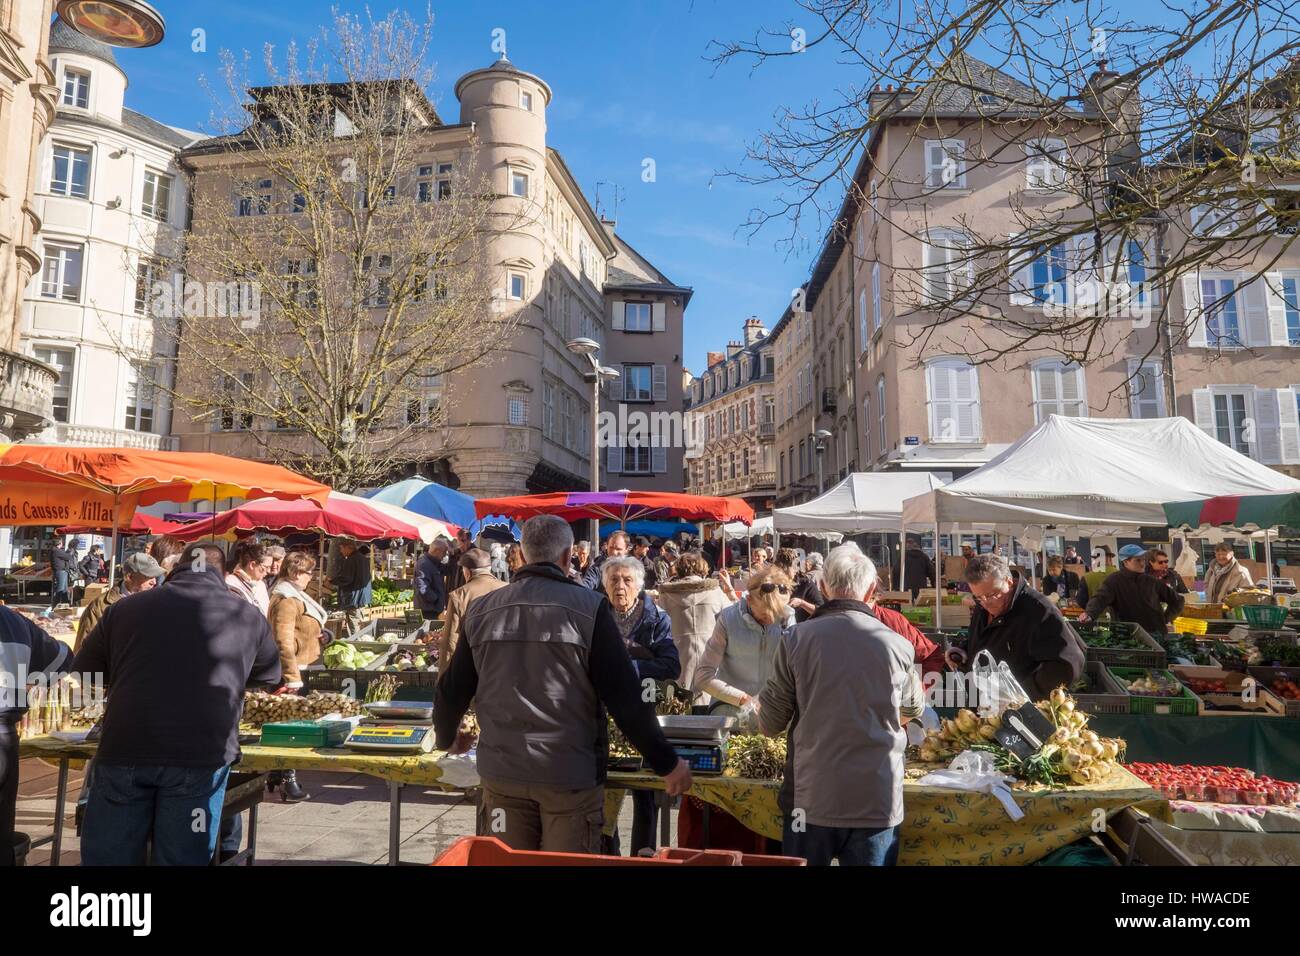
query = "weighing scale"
xmin=657 ymin=715 xmax=736 ymax=775
xmin=344 ymin=700 xmax=436 ymax=754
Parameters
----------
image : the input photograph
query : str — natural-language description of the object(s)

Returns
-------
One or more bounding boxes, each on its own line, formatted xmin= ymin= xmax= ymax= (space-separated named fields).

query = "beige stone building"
xmin=176 ymin=57 xmax=684 ymax=496
xmin=685 ymin=317 xmax=776 ymax=511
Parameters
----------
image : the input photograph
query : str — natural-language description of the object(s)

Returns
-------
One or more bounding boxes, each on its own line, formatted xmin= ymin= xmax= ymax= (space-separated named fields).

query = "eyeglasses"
xmin=970 ymin=583 xmax=1011 ymax=605
xmin=758 ymin=583 xmax=791 ymax=595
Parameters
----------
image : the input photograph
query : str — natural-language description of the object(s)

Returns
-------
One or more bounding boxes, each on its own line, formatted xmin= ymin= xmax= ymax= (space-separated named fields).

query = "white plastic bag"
xmin=916 ymin=750 xmax=1025 ymax=821
xmin=905 ymin=705 xmax=941 ymax=746
xmin=970 ymin=649 xmax=1029 ymax=717
xmin=435 ymin=749 xmax=480 ymax=789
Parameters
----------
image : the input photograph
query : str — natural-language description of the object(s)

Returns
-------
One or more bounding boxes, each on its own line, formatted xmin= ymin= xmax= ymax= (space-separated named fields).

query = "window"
xmin=1025 ymin=138 xmax=1066 ymax=189
xmin=508 ymin=397 xmax=528 ymax=426
xmin=142 ymin=169 xmax=172 ymax=221
xmin=291 ymin=191 xmax=307 ymax=213
xmin=926 ymin=359 xmax=982 ymax=441
xmin=285 ymin=257 xmax=318 ymax=308
xmin=623 ymin=364 xmax=653 ymax=402
xmin=438 ymin=163 xmax=453 ymax=200
xmin=507 ymin=271 xmax=526 ymax=300
xmin=924 ymin=139 xmax=966 ymax=188
xmin=1192 ymin=203 xmax=1239 ymax=238
xmin=1200 ymin=277 xmax=1242 ymax=347
xmin=561 ymin=391 xmax=576 ymax=447
xmin=62 ymin=69 xmax=90 ymax=108
xmin=519 ymin=89 xmax=533 ymax=111
xmin=625 ymin=302 xmax=652 ymax=332
xmin=40 ymin=243 xmax=84 ymax=301
xmin=1125 ymin=239 xmax=1149 ymax=307
xmin=417 ymin=165 xmax=434 ymax=202
xmin=871 ymin=263 xmax=882 ymax=333
xmin=798 ymin=440 xmax=806 ymax=477
xmin=862 ymin=395 xmax=871 ymax=458
xmin=50 ymin=144 xmax=90 ymax=198
xmin=1213 ymin=391 xmax=1251 ymax=455
xmin=238 ymin=179 xmax=272 ymax=216
xmin=510 ymin=169 xmax=530 ymax=198
xmin=623 ymin=442 xmax=651 ymax=474
xmin=924 ymin=231 xmax=972 ymax=301
xmin=1281 ymin=276 xmax=1300 ymax=346
xmin=876 ymin=376 xmax=887 ymax=452
xmin=219 ymin=375 xmax=255 ymax=432
xmin=34 ymin=347 xmax=74 ymax=423
xmin=124 ymin=365 xmax=156 ymax=432
xmin=1029 ymin=244 xmax=1069 ymax=304
xmin=134 ymin=258 xmax=164 ymax=315
xmin=362 ymin=255 xmax=392 ymax=306
xmin=406 ymin=374 xmax=442 ymax=426
xmin=869 ymin=178 xmax=879 ymax=223
xmin=1032 ymin=361 xmax=1087 ymax=422
xmin=857 ymin=289 xmax=868 ymax=353
xmin=1128 ymin=360 xmax=1165 ymax=418
xmin=779 ymin=452 xmax=785 ymax=487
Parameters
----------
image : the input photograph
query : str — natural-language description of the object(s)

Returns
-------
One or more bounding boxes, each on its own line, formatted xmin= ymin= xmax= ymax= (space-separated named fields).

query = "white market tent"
xmin=776 ymin=471 xmax=948 ymax=534
xmin=713 ymin=515 xmax=842 ymax=542
xmin=900 ymin=416 xmax=1300 ymax=627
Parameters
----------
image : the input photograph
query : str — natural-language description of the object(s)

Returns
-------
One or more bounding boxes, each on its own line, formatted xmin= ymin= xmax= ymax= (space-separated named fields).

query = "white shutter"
xmin=611 ymin=300 xmax=625 ymax=330
xmin=1245 ymin=389 xmax=1262 ymax=462
xmin=1256 ymin=386 xmax=1283 ymax=464
xmin=929 ymin=364 xmax=956 ymax=440
xmin=607 ymin=443 xmax=621 ymax=474
xmin=1182 ymin=275 xmax=1207 ymax=348
xmin=1264 ymin=273 xmax=1290 ymax=346
xmin=1239 ymin=276 xmax=1271 ymax=347
xmin=652 ymin=365 xmax=667 ymax=401
xmin=652 ymin=446 xmax=667 ymax=473
xmin=925 ymin=141 xmax=947 ymax=187
xmin=651 ymin=302 xmax=666 ymax=332
xmin=1278 ymin=388 xmax=1300 ymax=464
xmin=954 ymin=363 xmax=980 ymax=440
xmin=1060 ymin=365 xmax=1085 ymax=414
xmin=610 ymin=366 xmax=624 ymax=401
xmin=1035 ymin=364 xmax=1060 ymax=420
xmin=858 ymin=290 xmax=868 ymax=352
xmin=1008 ymin=232 xmax=1034 ymax=306
xmin=1191 ymin=388 xmax=1216 ymax=437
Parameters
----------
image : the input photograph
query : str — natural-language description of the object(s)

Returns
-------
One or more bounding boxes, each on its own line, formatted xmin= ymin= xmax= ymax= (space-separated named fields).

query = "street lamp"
xmin=567 ymin=337 xmax=619 ymax=545
xmin=57 ymin=0 xmax=166 ymax=47
xmin=813 ymin=428 xmax=833 ymax=496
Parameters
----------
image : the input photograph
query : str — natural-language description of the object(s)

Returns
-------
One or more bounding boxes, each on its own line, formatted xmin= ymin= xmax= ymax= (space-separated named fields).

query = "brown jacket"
xmin=268 ymin=592 xmax=324 ymax=684
xmin=439 ymin=569 xmax=508 ymax=672
xmin=74 ymin=586 xmax=123 ymax=653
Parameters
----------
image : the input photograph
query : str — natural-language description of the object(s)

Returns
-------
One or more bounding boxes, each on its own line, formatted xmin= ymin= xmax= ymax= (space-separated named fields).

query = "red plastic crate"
xmin=431 ymin=836 xmax=805 ymax=866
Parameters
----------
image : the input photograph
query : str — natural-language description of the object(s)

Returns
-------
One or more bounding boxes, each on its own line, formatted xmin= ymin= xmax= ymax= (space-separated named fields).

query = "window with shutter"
xmin=652 ymin=365 xmax=667 ymax=401
xmin=607 ymin=442 xmax=622 ymax=475
xmin=1126 ymin=360 xmax=1165 ymax=418
xmin=652 ymin=302 xmax=666 ymax=332
xmin=877 ymin=376 xmax=887 ymax=452
xmin=1201 ymin=277 xmax=1243 ymax=347
xmin=862 ymin=396 xmax=871 ymax=459
xmin=1280 ymin=388 xmax=1300 ymax=464
xmin=858 ymin=290 xmax=868 ymax=353
xmin=1208 ymin=388 xmax=1254 ymax=456
xmin=1239 ymin=277 xmax=1271 ymax=347
xmin=1025 ymin=138 xmax=1066 ymax=188
xmin=924 ymin=231 xmax=972 ymax=301
xmin=1279 ymin=275 xmax=1300 ymax=345
xmin=871 ymin=263 xmax=881 ymax=333
xmin=925 ymin=139 xmax=965 ymax=188
xmin=926 ymin=360 xmax=981 ymax=441
xmin=1032 ymin=361 xmax=1087 ymax=422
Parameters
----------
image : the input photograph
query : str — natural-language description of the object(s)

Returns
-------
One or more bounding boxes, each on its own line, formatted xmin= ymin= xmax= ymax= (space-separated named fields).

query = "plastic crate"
xmin=1079 ymin=623 xmax=1167 ymax=668
xmin=1246 ymin=666 xmax=1300 ymax=717
xmin=1107 ymin=666 xmax=1200 ymax=716
xmin=1240 ymin=604 xmax=1290 ymax=629
xmin=1180 ymin=602 xmax=1226 ymax=620
xmin=432 ymin=836 xmax=806 ymax=866
xmin=1070 ymin=661 xmax=1131 ymax=715
xmin=1171 ymin=616 xmax=1208 ymax=636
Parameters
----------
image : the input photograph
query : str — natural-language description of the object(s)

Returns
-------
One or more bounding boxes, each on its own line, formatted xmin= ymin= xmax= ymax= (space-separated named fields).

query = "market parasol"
xmin=1163 ymin=493 xmax=1300 ymax=532
xmin=0 ymin=445 xmax=329 ymax=580
xmin=158 ymin=492 xmax=451 ymax=544
xmin=364 ymin=478 xmax=517 ymax=537
xmin=57 ymin=512 xmax=173 ymax=537
xmin=473 ymin=490 xmax=754 ymax=527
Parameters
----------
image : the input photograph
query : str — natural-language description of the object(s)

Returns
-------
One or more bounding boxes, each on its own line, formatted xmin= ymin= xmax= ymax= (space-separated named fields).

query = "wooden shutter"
xmin=1264 ymin=273 xmax=1290 ymax=346
xmin=1239 ymin=276 xmax=1271 ymax=347
xmin=1279 ymin=388 xmax=1300 ymax=464
xmin=1191 ymin=388 xmax=1216 ymax=438
xmin=925 ymin=141 xmax=947 ymax=187
xmin=953 ymin=362 xmax=980 ymax=440
xmin=652 ymin=365 xmax=667 ymax=402
xmin=1060 ymin=364 xmax=1085 ymax=415
xmin=651 ymin=302 xmax=666 ymax=332
xmin=1182 ymin=275 xmax=1207 ymax=347
xmin=1008 ymin=232 xmax=1034 ymax=306
xmin=1034 ymin=364 xmax=1060 ymax=420
xmin=929 ymin=364 xmax=956 ymax=440
xmin=607 ymin=442 xmax=621 ymax=475
xmin=1257 ymin=386 xmax=1283 ymax=464
xmin=611 ymin=300 xmax=625 ymax=330
xmin=652 ymin=446 xmax=667 ymax=473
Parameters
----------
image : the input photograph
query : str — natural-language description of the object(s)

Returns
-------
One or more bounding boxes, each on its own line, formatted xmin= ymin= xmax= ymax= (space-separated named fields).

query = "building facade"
xmin=685 ymin=317 xmax=776 ymax=511
xmin=22 ymin=19 xmax=194 ymax=452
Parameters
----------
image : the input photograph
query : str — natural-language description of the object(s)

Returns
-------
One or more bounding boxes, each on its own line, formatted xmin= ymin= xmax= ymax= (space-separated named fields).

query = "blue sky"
xmin=112 ymin=0 xmax=846 ymax=373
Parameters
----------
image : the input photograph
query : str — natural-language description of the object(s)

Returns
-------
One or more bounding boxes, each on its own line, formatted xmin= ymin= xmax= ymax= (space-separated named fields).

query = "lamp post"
xmin=813 ymin=428 xmax=833 ymax=496
xmin=567 ymin=337 xmax=619 ymax=547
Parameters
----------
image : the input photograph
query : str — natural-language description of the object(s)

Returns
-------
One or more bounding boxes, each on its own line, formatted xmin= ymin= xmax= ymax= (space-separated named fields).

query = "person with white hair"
xmin=755 ymin=542 xmax=924 ymax=866
xmin=433 ymin=515 xmax=691 ymax=855
xmin=489 ymin=542 xmax=510 ymax=582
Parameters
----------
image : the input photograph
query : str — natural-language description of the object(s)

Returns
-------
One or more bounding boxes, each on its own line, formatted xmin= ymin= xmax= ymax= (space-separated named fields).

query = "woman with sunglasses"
xmin=693 ymin=566 xmax=796 ymax=717
xmin=1144 ymin=548 xmax=1189 ymax=595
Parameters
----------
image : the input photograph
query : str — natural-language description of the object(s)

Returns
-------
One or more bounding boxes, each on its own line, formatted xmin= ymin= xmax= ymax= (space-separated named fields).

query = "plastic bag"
xmin=916 ymin=750 xmax=1025 ymax=821
xmin=435 ymin=749 xmax=480 ymax=789
xmin=905 ymin=705 xmax=941 ymax=746
xmin=735 ymin=696 xmax=762 ymax=733
xmin=970 ymin=649 xmax=1029 ymax=717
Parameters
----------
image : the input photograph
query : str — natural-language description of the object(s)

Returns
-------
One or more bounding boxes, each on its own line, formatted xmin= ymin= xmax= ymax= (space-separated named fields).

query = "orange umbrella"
xmin=0 ymin=445 xmax=329 ymax=578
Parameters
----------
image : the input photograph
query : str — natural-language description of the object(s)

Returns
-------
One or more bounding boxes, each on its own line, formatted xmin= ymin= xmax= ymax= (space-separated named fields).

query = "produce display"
xmin=241 ymin=690 xmax=361 ymax=726
xmin=1182 ymin=676 xmax=1230 ymax=695
xmin=15 ymin=677 xmax=101 ymax=738
xmin=1124 ymin=670 xmax=1184 ymax=697
xmin=1271 ymin=677 xmax=1300 ymax=701
xmin=607 ymin=684 xmax=692 ymax=763
xmin=368 ymin=578 xmax=413 ymax=607
xmin=1256 ymin=640 xmax=1300 ymax=667
xmin=1127 ymin=763 xmax=1299 ymax=806
xmin=1209 ymin=640 xmax=1249 ymax=667
xmin=1158 ymin=633 xmax=1216 ymax=666
xmin=1077 ymin=622 xmax=1146 ymax=649
xmin=364 ymin=674 xmax=398 ymax=703
xmin=916 ymin=691 xmax=1126 ymax=788
xmin=379 ymin=649 xmax=432 ymax=672
xmin=724 ymin=734 xmax=787 ymax=779
xmin=322 ymin=641 xmax=384 ymax=669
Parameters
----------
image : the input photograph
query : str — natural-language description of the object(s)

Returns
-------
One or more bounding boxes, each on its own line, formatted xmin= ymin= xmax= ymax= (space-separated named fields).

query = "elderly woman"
xmin=266 ymin=550 xmax=330 ymax=803
xmin=655 ymin=552 xmax=733 ymax=705
xmin=601 ymin=556 xmax=680 ymax=856
xmin=693 ymin=565 xmax=796 ymax=716
xmin=1204 ymin=543 xmax=1254 ymax=604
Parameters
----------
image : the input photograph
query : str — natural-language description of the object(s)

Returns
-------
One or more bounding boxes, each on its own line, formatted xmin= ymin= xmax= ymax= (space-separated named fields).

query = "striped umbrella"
xmin=1164 ymin=493 xmax=1300 ymax=532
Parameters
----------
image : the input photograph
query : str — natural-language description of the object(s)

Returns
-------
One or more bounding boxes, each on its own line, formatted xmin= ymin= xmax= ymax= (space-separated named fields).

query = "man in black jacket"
xmin=582 ymin=530 xmax=629 ymax=593
xmin=435 ymin=515 xmax=690 ymax=854
xmin=894 ymin=537 xmax=936 ymax=601
xmin=73 ymin=543 xmax=282 ymax=865
xmin=330 ymin=538 xmax=372 ymax=634
xmin=1081 ymin=545 xmax=1185 ymax=636
xmin=962 ymin=553 xmax=1084 ymax=699
xmin=413 ymin=538 xmax=450 ymax=621
xmin=50 ymin=539 xmax=78 ymax=606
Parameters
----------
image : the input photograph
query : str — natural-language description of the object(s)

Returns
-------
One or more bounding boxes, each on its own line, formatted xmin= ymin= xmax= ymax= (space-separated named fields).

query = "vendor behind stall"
xmin=1040 ymin=557 xmax=1081 ymax=606
xmin=961 ymin=554 xmax=1084 ymax=699
xmin=1080 ymin=544 xmax=1184 ymax=636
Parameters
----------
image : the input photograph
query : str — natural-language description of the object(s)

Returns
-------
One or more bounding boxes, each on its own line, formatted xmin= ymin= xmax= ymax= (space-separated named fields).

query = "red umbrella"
xmin=473 ymin=490 xmax=754 ymax=527
xmin=160 ymin=492 xmax=447 ymax=542
xmin=57 ymin=513 xmax=172 ymax=536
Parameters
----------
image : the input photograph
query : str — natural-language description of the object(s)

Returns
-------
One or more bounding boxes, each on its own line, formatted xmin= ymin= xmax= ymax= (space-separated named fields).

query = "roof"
xmin=48 ymin=17 xmax=119 ymax=67
xmin=774 ymin=471 xmax=947 ymax=533
xmin=122 ymin=108 xmax=200 ymax=149
xmin=871 ymin=52 xmax=1082 ymax=120
xmin=604 ymin=232 xmax=693 ymax=305
xmin=454 ymin=56 xmax=553 ymax=105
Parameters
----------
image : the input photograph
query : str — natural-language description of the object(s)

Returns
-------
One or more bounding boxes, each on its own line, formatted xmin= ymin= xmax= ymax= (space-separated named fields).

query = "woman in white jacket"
xmin=654 ymin=552 xmax=734 ymax=706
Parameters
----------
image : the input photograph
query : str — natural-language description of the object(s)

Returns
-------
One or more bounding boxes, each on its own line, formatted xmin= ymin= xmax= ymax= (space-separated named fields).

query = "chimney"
xmin=1081 ymin=60 xmax=1142 ymax=186
xmin=707 ymin=351 xmax=726 ymax=368
xmin=742 ymin=316 xmax=767 ymax=346
xmin=726 ymin=340 xmax=743 ymax=359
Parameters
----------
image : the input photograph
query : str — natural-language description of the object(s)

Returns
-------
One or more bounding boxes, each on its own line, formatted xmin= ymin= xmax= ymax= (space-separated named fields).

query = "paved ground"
xmin=16 ymin=758 xmax=671 ymax=865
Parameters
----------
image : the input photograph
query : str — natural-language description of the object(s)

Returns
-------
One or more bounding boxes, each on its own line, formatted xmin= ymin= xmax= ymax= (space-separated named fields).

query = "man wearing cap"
xmin=652 ymin=540 xmax=678 ymax=591
xmin=1080 ymin=545 xmax=1185 ymax=636
xmin=439 ymin=548 xmax=508 ymax=673
xmin=73 ymin=552 xmax=163 ymax=653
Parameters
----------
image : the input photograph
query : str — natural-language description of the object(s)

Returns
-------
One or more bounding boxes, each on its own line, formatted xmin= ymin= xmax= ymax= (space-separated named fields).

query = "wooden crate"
xmin=1170 ymin=664 xmax=1288 ymax=717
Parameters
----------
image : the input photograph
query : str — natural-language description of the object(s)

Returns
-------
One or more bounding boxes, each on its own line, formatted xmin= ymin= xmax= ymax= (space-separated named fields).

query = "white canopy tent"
xmin=775 ymin=472 xmax=948 ymax=534
xmin=714 ymin=515 xmax=843 ymax=542
xmin=901 ymin=416 xmax=1300 ymax=624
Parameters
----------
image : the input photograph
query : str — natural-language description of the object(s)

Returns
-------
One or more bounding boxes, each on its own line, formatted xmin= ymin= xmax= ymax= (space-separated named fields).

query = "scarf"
xmin=613 ymin=598 xmax=646 ymax=641
xmin=272 ymin=578 xmax=329 ymax=628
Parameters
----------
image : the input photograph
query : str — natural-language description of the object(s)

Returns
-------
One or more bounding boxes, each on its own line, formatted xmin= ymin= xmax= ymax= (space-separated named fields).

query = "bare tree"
xmin=137 ymin=9 xmax=524 ymax=491
xmin=713 ymin=1 xmax=1300 ymax=382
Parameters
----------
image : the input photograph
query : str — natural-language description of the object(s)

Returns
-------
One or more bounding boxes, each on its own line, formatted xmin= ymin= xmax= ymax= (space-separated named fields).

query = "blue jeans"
xmin=81 ymin=763 xmax=231 ymax=866
xmin=782 ymin=819 xmax=900 ymax=866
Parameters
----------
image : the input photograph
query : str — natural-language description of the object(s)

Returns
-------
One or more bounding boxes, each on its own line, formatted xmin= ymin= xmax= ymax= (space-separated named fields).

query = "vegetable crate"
xmin=1179 ymin=602 xmax=1226 ymax=620
xmin=1079 ymin=623 xmax=1167 ymax=668
xmin=1106 ymin=666 xmax=1200 ymax=716
xmin=1171 ymin=616 xmax=1208 ymax=636
xmin=1237 ymin=604 xmax=1290 ymax=629
xmin=1246 ymin=666 xmax=1300 ymax=718
xmin=1071 ymin=661 xmax=1132 ymax=715
xmin=431 ymin=836 xmax=805 ymax=866
xmin=1170 ymin=664 xmax=1288 ymax=717
xmin=304 ymin=668 xmax=438 ymax=698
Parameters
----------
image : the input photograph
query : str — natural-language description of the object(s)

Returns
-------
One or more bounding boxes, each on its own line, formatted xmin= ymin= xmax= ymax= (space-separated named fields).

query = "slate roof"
xmin=122 ymin=108 xmax=199 ymax=149
xmin=873 ymin=53 xmax=1082 ymax=119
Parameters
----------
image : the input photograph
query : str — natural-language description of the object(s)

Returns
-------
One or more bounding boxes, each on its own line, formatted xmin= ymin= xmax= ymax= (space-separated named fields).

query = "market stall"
xmin=474 ymin=490 xmax=755 ymax=527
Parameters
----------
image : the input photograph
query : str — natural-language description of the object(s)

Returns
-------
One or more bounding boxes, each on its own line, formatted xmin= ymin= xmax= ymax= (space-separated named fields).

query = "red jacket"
xmin=872 ymin=604 xmax=945 ymax=674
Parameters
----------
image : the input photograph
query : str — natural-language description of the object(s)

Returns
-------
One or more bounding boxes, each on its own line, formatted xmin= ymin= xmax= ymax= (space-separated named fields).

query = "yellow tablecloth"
xmin=605 ymin=765 xmax=1171 ymax=865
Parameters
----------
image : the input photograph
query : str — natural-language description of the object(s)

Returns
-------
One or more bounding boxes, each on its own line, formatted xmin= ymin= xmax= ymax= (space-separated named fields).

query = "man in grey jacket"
xmin=435 ymin=515 xmax=692 ymax=854
xmin=757 ymin=542 xmax=924 ymax=866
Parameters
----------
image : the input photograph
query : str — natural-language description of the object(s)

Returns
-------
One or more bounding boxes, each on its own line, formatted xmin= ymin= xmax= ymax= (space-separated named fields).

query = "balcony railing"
xmin=758 ymin=421 xmax=776 ymax=440
xmin=693 ymin=472 xmax=777 ymax=497
xmin=0 ymin=349 xmax=56 ymax=438
xmin=53 ymin=423 xmax=179 ymax=451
